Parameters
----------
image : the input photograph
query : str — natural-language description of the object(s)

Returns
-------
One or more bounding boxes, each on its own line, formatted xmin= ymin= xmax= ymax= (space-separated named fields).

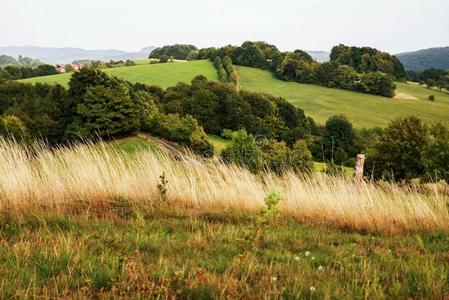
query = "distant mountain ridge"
xmin=396 ymin=47 xmax=449 ymax=71
xmin=0 ymin=46 xmax=157 ymax=64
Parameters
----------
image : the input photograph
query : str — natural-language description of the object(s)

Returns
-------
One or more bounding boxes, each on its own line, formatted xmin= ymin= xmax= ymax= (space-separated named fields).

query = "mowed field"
xmin=237 ymin=66 xmax=449 ymax=128
xmin=20 ymin=60 xmax=218 ymax=88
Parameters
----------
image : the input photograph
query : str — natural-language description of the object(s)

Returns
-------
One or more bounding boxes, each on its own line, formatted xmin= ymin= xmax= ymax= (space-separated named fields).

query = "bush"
xmin=290 ymin=140 xmax=314 ymax=174
xmin=67 ymin=83 xmax=140 ymax=138
xmin=221 ymin=129 xmax=263 ymax=173
xmin=0 ymin=115 xmax=29 ymax=140
xmin=421 ymin=122 xmax=449 ymax=182
xmin=145 ymin=113 xmax=213 ymax=155
xmin=428 ymin=95 xmax=435 ymax=101
xmin=159 ymin=56 xmax=169 ymax=63
xmin=149 ymin=44 xmax=198 ymax=60
xmin=367 ymin=116 xmax=428 ymax=180
xmin=359 ymin=72 xmax=396 ymax=98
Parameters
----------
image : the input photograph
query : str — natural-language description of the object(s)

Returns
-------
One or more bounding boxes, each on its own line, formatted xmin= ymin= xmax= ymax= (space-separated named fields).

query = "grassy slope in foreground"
xmin=19 ymin=60 xmax=218 ymax=88
xmin=237 ymin=66 xmax=449 ymax=128
xmin=1 ymin=214 xmax=448 ymax=298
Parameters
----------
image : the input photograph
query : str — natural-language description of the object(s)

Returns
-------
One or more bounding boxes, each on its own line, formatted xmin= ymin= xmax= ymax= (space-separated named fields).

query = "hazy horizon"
xmin=1 ymin=0 xmax=448 ymax=54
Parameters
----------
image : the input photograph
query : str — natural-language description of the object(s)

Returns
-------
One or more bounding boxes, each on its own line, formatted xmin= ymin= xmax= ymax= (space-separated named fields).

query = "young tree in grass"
xmin=290 ymin=139 xmax=314 ymax=174
xmin=322 ymin=115 xmax=356 ymax=162
xmin=221 ymin=129 xmax=263 ymax=173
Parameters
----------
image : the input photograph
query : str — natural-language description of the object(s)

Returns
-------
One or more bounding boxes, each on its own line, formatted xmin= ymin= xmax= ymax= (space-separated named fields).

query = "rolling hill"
xmin=20 ymin=60 xmax=218 ymax=88
xmin=236 ymin=66 xmax=449 ymax=128
xmin=20 ymin=60 xmax=449 ymax=128
xmin=396 ymin=47 xmax=449 ymax=70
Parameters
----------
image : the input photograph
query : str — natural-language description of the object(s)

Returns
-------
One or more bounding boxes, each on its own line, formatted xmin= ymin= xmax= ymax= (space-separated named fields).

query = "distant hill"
xmin=307 ymin=51 xmax=330 ymax=63
xmin=0 ymin=46 xmax=157 ymax=64
xmin=396 ymin=47 xmax=449 ymax=70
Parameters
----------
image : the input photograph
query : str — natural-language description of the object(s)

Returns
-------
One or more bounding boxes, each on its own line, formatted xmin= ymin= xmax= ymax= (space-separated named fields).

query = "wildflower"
xmin=310 ymin=286 xmax=316 ymax=292
xmin=305 ymin=251 xmax=311 ymax=256
xmin=271 ymin=276 xmax=278 ymax=282
xmin=318 ymin=265 xmax=324 ymax=271
xmin=311 ymin=256 xmax=315 ymax=260
xmin=294 ymin=256 xmax=300 ymax=261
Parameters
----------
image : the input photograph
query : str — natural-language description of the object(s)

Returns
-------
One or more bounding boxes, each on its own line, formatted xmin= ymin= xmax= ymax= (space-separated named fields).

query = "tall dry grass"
xmin=0 ymin=138 xmax=448 ymax=234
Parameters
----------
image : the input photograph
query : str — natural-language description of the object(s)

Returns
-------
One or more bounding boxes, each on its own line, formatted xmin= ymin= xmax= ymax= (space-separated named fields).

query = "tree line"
xmin=406 ymin=68 xmax=449 ymax=91
xmin=152 ymin=41 xmax=404 ymax=97
xmin=0 ymin=64 xmax=58 ymax=81
xmin=213 ymin=56 xmax=237 ymax=85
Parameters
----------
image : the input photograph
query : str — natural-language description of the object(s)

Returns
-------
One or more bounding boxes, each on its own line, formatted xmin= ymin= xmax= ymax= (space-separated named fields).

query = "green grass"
xmin=1 ymin=212 xmax=448 ymax=298
xmin=207 ymin=134 xmax=230 ymax=154
xmin=20 ymin=60 xmax=218 ymax=88
xmin=107 ymin=136 xmax=157 ymax=154
xmin=237 ymin=66 xmax=449 ymax=128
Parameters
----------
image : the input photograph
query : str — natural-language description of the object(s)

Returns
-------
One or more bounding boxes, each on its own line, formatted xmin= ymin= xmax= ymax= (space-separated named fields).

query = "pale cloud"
xmin=1 ymin=0 xmax=448 ymax=53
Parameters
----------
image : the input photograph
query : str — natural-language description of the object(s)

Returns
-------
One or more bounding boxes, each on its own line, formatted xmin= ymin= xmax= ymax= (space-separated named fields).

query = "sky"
xmin=1 ymin=0 xmax=448 ymax=54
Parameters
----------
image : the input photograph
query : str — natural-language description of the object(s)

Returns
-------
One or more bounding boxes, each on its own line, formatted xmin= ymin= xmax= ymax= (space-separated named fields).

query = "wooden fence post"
xmin=355 ymin=154 xmax=365 ymax=183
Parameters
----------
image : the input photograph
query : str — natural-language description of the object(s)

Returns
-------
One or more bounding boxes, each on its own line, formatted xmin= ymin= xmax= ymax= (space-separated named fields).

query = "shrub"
xmin=0 ymin=115 xmax=29 ymax=140
xmin=428 ymin=95 xmax=435 ymax=101
xmin=359 ymin=71 xmax=396 ymax=98
xmin=367 ymin=116 xmax=428 ymax=180
xmin=66 ymin=83 xmax=140 ymax=138
xmin=159 ymin=56 xmax=169 ymax=63
xmin=290 ymin=139 xmax=314 ymax=174
xmin=221 ymin=129 xmax=263 ymax=173
xmin=421 ymin=122 xmax=449 ymax=182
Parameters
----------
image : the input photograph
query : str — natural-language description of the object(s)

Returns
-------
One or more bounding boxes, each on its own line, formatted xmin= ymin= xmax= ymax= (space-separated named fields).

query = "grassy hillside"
xmin=20 ymin=60 xmax=218 ymax=88
xmin=237 ymin=66 xmax=449 ymax=128
xmin=0 ymin=138 xmax=448 ymax=298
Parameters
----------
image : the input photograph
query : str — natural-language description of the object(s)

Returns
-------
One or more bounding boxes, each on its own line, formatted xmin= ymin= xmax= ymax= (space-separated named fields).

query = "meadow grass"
xmin=0 ymin=138 xmax=449 ymax=297
xmin=19 ymin=60 xmax=218 ymax=88
xmin=1 ymin=213 xmax=449 ymax=298
xmin=0 ymin=138 xmax=447 ymax=234
xmin=237 ymin=66 xmax=449 ymax=128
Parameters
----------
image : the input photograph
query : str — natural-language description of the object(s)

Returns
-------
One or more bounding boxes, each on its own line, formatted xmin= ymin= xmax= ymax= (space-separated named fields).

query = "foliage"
xmin=358 ymin=71 xmax=396 ymax=97
xmin=0 ymin=114 xmax=29 ymax=140
xmin=162 ymin=76 xmax=312 ymax=144
xmin=330 ymin=44 xmax=405 ymax=80
xmin=1 ymin=64 xmax=58 ymax=80
xmin=421 ymin=122 xmax=449 ymax=181
xmin=149 ymin=44 xmax=198 ymax=60
xmin=221 ymin=129 xmax=263 ymax=173
xmin=289 ymin=139 xmax=314 ymax=174
xmin=396 ymin=46 xmax=449 ymax=70
xmin=366 ymin=116 xmax=429 ymax=180
xmin=0 ymin=54 xmax=43 ymax=67
xmin=322 ymin=115 xmax=356 ymax=163
xmin=66 ymin=84 xmax=140 ymax=138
